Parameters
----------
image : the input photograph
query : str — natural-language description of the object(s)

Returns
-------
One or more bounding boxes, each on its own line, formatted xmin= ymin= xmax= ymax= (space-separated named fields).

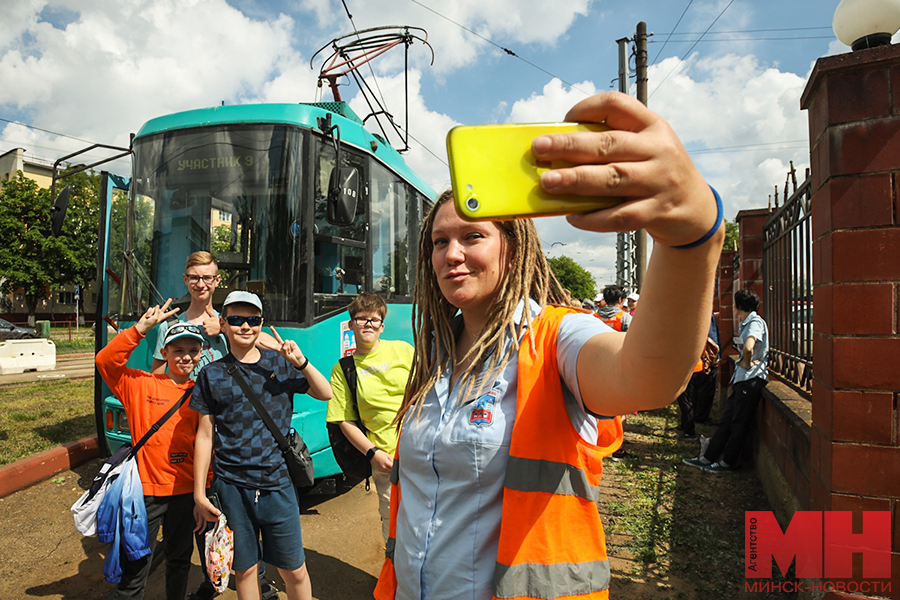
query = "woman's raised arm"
xmin=532 ymin=91 xmax=724 ymax=416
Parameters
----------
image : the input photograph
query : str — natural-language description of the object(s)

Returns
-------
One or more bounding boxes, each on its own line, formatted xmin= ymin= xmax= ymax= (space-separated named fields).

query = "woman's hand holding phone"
xmin=531 ymin=91 xmax=717 ymax=248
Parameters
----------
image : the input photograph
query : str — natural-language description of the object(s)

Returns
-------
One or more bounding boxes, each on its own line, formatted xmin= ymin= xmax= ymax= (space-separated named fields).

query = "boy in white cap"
xmin=95 ymin=299 xmax=206 ymax=600
xmin=191 ymin=291 xmax=332 ymax=600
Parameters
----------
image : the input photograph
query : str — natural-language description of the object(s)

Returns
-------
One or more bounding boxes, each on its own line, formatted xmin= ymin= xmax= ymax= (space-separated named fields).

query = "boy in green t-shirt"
xmin=327 ymin=292 xmax=413 ymax=543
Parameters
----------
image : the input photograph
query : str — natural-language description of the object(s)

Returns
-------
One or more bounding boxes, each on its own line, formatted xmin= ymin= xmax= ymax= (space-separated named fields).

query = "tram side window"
xmin=313 ymin=141 xmax=367 ymax=242
xmin=313 ymin=138 xmax=367 ymax=319
xmin=370 ymin=163 xmax=410 ymax=298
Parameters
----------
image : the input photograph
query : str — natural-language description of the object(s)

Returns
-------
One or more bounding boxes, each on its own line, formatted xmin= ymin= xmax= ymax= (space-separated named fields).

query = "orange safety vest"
xmin=599 ymin=310 xmax=627 ymax=332
xmin=375 ymin=306 xmax=624 ymax=600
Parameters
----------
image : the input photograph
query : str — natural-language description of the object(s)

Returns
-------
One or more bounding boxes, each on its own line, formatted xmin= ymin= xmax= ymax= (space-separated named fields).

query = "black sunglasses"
xmin=225 ymin=315 xmax=263 ymax=327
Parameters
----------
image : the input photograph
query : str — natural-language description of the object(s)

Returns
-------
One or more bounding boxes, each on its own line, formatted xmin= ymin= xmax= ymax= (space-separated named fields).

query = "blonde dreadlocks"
xmin=397 ymin=190 xmax=569 ymax=424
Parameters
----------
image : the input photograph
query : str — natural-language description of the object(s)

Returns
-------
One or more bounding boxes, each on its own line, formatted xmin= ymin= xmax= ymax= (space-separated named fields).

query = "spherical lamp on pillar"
xmin=833 ymin=0 xmax=900 ymax=51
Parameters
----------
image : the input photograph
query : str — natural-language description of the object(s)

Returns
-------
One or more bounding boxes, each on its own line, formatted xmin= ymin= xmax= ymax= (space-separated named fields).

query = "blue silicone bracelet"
xmin=672 ymin=185 xmax=723 ymax=249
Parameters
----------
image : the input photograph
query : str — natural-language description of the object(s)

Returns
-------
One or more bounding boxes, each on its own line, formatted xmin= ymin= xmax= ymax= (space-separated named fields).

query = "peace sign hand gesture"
xmin=267 ymin=325 xmax=334 ymax=401
xmin=268 ymin=325 xmax=306 ymax=369
xmin=135 ymin=298 xmax=180 ymax=335
xmin=202 ymin=304 xmax=220 ymax=337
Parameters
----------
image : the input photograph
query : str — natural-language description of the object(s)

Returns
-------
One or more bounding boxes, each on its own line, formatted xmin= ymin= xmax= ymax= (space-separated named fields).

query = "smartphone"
xmin=208 ymin=492 xmax=222 ymax=511
xmin=446 ymin=122 xmax=622 ymax=221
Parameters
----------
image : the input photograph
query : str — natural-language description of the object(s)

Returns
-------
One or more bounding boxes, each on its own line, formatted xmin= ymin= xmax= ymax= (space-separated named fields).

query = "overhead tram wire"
xmin=650 ymin=35 xmax=833 ymax=42
xmin=340 ymin=0 xmax=390 ymax=116
xmin=689 ymin=142 xmax=809 ymax=155
xmin=0 ymin=118 xmax=132 ymax=170
xmin=406 ymin=0 xmax=591 ymax=97
xmin=0 ymin=117 xmax=95 ymax=145
xmin=647 ymin=0 xmax=735 ymax=101
xmin=650 ymin=0 xmax=693 ymax=67
xmin=652 ymin=26 xmax=832 ymax=35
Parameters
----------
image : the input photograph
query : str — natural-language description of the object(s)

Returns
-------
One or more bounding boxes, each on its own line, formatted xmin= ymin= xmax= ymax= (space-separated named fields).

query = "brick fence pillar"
xmin=801 ymin=43 xmax=900 ymax=596
xmin=717 ymin=249 xmax=736 ymax=388
xmin=735 ymin=208 xmax=770 ymax=315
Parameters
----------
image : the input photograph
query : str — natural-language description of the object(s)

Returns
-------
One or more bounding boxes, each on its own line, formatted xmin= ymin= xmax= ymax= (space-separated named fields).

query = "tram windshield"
xmin=131 ymin=124 xmax=309 ymax=323
xmin=126 ymin=122 xmax=424 ymax=327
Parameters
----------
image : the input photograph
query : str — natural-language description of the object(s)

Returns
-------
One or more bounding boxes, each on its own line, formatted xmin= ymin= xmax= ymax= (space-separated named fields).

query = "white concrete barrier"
xmin=0 ymin=339 xmax=57 ymax=375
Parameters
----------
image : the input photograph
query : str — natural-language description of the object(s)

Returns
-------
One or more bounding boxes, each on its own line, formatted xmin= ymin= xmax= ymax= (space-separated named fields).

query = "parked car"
xmin=91 ymin=314 xmax=120 ymax=336
xmin=0 ymin=318 xmax=39 ymax=340
xmin=791 ymin=303 xmax=813 ymax=359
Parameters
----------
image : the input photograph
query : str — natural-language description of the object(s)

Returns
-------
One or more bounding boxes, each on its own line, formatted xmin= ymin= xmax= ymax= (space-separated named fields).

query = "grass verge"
xmin=601 ymin=404 xmax=796 ymax=600
xmin=51 ymin=337 xmax=95 ymax=354
xmin=48 ymin=326 xmax=95 ymax=355
xmin=0 ymin=378 xmax=95 ymax=466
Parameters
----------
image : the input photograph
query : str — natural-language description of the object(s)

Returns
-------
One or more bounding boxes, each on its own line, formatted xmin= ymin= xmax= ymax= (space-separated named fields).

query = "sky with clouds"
xmin=1 ymin=0 xmax=854 ymax=289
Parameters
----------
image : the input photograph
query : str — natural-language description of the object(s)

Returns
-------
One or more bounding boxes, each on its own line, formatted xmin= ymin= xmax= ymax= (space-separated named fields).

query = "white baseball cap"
xmin=162 ymin=322 xmax=205 ymax=347
xmin=627 ymin=292 xmax=640 ymax=302
xmin=222 ymin=290 xmax=263 ymax=312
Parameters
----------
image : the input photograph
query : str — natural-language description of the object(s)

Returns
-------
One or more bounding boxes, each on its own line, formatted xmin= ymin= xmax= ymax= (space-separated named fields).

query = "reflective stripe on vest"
xmin=493 ymin=305 xmax=620 ymax=600
xmin=494 ymin=560 xmax=612 ymax=600
xmin=384 ymin=458 xmax=401 ymax=560
xmin=504 ymin=455 xmax=599 ymax=502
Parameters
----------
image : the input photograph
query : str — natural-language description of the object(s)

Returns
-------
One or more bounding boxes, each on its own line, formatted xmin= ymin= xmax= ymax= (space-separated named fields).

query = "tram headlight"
xmin=117 ymin=411 xmax=130 ymax=434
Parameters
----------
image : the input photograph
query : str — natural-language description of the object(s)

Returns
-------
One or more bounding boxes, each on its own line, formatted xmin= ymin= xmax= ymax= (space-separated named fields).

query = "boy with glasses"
xmin=327 ymin=292 xmax=413 ymax=543
xmin=191 ymin=291 xmax=333 ymax=600
xmin=95 ymin=299 xmax=206 ymax=600
xmin=152 ymin=252 xmax=227 ymax=376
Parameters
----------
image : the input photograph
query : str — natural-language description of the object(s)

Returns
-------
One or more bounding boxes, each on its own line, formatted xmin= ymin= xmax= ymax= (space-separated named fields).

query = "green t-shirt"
xmin=327 ymin=339 xmax=414 ymax=454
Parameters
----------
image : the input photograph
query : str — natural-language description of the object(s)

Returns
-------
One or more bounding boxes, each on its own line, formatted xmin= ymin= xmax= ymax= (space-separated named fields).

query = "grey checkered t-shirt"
xmin=190 ymin=349 xmax=310 ymax=490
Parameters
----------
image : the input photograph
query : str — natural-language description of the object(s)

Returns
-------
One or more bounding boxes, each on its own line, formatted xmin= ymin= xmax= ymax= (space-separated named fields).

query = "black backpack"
xmin=327 ymin=356 xmax=373 ymax=484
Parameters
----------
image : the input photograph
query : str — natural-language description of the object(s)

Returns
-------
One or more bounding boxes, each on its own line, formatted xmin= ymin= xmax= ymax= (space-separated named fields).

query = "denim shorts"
xmin=213 ymin=479 xmax=305 ymax=572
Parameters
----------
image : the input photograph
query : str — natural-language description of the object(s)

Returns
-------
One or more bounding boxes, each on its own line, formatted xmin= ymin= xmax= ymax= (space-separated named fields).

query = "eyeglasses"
xmin=185 ymin=275 xmax=219 ymax=285
xmin=351 ymin=317 xmax=383 ymax=328
xmin=226 ymin=315 xmax=263 ymax=327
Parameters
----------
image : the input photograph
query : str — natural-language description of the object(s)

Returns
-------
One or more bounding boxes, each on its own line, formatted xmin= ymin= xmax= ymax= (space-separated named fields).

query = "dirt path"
xmin=0 ymin=420 xmax=779 ymax=600
xmin=0 ymin=459 xmax=383 ymax=600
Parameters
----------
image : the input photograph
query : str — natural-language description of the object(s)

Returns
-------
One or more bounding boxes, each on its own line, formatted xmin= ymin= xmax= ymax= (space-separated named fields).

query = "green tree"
xmin=724 ymin=218 xmax=739 ymax=251
xmin=105 ymin=190 xmax=155 ymax=314
xmin=547 ymin=255 xmax=596 ymax=302
xmin=0 ymin=172 xmax=65 ymax=320
xmin=54 ymin=169 xmax=101 ymax=318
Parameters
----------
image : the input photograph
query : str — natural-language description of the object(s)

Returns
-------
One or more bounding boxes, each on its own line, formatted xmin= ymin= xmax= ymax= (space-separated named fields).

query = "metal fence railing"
xmin=762 ymin=168 xmax=813 ymax=396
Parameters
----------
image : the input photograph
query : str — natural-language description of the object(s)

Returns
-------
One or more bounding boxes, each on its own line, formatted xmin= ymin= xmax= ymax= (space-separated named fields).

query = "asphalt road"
xmin=0 ymin=353 xmax=95 ymax=385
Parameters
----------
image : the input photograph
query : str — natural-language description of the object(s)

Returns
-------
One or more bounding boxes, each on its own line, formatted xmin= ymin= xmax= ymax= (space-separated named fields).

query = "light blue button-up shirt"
xmin=732 ymin=311 xmax=768 ymax=383
xmin=393 ymin=301 xmax=613 ymax=600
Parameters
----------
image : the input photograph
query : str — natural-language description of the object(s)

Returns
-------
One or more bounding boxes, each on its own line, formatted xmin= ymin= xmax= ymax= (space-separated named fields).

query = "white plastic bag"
xmin=204 ymin=513 xmax=234 ymax=593
xmin=699 ymin=435 xmax=710 ymax=458
xmin=71 ymin=445 xmax=131 ymax=536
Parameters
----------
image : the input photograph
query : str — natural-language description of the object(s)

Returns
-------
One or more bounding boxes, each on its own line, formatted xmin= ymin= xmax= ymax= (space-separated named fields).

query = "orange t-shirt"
xmin=96 ymin=325 xmax=206 ymax=496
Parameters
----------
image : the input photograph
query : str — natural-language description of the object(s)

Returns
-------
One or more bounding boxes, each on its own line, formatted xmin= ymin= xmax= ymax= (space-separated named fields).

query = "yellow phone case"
xmin=446 ymin=122 xmax=621 ymax=221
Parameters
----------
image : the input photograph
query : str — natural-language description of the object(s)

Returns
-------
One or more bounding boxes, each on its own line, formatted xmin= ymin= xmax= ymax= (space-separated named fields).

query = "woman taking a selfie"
xmin=375 ymin=91 xmax=725 ymax=600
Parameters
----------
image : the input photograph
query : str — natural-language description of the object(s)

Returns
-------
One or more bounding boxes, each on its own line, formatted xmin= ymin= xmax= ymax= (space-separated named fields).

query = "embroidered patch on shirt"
xmin=469 ymin=386 xmax=499 ymax=428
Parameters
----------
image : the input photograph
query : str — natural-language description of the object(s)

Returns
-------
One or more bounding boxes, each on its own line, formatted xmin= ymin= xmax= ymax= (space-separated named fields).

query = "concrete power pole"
xmin=634 ymin=21 xmax=649 ymax=291
xmin=615 ymin=38 xmax=636 ymax=292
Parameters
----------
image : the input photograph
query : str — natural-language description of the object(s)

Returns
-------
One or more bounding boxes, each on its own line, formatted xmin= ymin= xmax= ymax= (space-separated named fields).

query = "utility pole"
xmin=634 ymin=21 xmax=649 ymax=291
xmin=615 ymin=38 xmax=636 ymax=292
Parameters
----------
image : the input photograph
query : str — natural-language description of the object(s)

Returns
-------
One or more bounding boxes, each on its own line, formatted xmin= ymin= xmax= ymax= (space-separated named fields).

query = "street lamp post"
xmin=833 ymin=0 xmax=900 ymax=50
